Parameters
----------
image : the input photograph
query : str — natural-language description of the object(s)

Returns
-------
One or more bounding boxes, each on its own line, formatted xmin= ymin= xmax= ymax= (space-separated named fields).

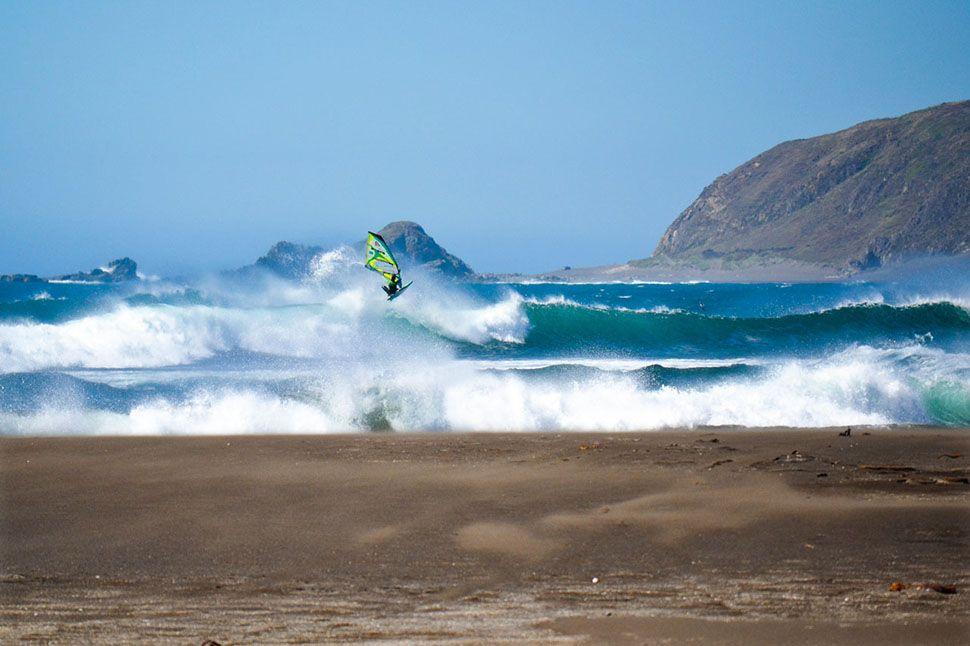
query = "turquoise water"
xmin=1 ymin=258 xmax=968 ymax=433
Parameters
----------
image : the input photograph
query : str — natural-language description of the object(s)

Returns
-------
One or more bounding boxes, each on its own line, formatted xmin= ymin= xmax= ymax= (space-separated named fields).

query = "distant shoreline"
xmin=477 ymin=254 xmax=969 ymax=285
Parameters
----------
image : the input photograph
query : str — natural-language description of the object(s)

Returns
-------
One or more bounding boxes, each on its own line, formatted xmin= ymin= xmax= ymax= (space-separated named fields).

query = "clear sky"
xmin=2 ymin=1 xmax=968 ymax=275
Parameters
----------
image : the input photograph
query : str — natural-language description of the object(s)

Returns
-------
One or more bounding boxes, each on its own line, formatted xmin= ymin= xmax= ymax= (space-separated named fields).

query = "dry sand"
xmin=1 ymin=427 xmax=968 ymax=643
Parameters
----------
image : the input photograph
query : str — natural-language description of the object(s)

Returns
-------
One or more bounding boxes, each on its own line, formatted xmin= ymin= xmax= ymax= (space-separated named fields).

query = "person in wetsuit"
xmin=383 ymin=274 xmax=401 ymax=297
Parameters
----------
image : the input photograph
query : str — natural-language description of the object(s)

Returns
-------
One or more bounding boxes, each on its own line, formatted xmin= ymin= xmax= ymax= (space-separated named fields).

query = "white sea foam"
xmin=0 ymin=345 xmax=944 ymax=435
xmin=391 ymin=289 xmax=530 ymax=344
xmin=895 ymin=294 xmax=970 ymax=311
xmin=626 ymin=305 xmax=685 ymax=314
xmin=0 ymin=303 xmax=366 ymax=372
xmin=518 ymin=295 xmax=684 ymax=315
xmin=521 ymin=294 xmax=585 ymax=307
xmin=826 ymin=290 xmax=970 ymax=312
xmin=433 ymin=355 xmax=912 ymax=430
xmin=308 ymin=245 xmax=356 ymax=282
xmin=833 ymin=293 xmax=886 ymax=309
xmin=0 ymin=390 xmax=338 ymax=435
xmin=0 ymin=305 xmax=227 ymax=371
xmin=0 ymin=283 xmax=531 ymax=372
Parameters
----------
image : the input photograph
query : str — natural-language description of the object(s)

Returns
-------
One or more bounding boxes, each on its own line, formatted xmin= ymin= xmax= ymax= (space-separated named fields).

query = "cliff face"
xmin=654 ymin=102 xmax=970 ymax=270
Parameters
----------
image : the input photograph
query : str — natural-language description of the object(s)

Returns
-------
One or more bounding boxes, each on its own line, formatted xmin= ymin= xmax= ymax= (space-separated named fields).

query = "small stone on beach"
xmin=889 ymin=581 xmax=957 ymax=594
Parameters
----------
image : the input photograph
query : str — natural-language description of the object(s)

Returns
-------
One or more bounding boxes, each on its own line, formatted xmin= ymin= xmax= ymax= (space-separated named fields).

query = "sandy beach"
xmin=2 ymin=428 xmax=968 ymax=643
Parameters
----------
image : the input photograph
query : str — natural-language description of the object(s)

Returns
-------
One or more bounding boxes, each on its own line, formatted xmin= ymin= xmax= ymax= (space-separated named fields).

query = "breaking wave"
xmin=1 ymin=292 xmax=968 ymax=370
xmin=512 ymin=299 xmax=970 ymax=357
xmin=0 ymin=344 xmax=965 ymax=434
xmin=0 ymin=265 xmax=967 ymax=433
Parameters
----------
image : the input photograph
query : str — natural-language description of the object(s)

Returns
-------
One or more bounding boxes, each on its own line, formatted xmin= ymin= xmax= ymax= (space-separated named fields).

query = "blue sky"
xmin=2 ymin=1 xmax=968 ymax=275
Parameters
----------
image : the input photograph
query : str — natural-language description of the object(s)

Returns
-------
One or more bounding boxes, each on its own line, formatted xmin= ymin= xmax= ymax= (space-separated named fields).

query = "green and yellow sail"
xmin=364 ymin=231 xmax=400 ymax=285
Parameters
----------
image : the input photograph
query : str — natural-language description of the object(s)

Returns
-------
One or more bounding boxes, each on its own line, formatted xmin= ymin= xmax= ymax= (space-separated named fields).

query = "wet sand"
xmin=2 ymin=428 xmax=968 ymax=643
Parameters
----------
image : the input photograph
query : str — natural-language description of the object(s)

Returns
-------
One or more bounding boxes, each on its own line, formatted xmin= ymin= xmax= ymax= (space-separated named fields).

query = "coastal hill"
xmin=512 ymin=101 xmax=969 ymax=283
xmin=651 ymin=101 xmax=969 ymax=272
xmin=238 ymin=220 xmax=474 ymax=280
xmin=0 ymin=257 xmax=138 ymax=283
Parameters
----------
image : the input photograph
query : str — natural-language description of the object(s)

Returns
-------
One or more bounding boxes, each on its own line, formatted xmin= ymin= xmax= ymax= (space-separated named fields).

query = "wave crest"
xmin=2 ymin=345 xmax=957 ymax=433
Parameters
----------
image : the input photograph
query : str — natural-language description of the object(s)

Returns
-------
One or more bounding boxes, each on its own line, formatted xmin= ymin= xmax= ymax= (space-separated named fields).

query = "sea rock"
xmin=255 ymin=241 xmax=327 ymax=280
xmin=235 ymin=221 xmax=475 ymax=281
xmin=53 ymin=257 xmax=138 ymax=283
xmin=374 ymin=220 xmax=475 ymax=278
xmin=1 ymin=258 xmax=139 ymax=284
xmin=0 ymin=274 xmax=44 ymax=283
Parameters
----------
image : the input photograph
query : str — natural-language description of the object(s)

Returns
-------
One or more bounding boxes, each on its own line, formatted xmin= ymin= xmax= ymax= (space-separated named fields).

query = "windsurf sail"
xmin=364 ymin=231 xmax=402 ymax=287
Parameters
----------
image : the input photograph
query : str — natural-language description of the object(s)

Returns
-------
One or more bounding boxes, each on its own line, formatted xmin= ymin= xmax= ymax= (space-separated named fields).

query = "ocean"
xmin=1 ymin=250 xmax=968 ymax=434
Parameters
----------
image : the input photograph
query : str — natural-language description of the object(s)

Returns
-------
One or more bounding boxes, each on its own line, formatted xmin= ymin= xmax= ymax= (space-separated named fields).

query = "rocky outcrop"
xmin=653 ymin=101 xmax=970 ymax=271
xmin=254 ymin=241 xmax=327 ymax=280
xmin=53 ymin=257 xmax=138 ymax=282
xmin=1 ymin=258 xmax=139 ymax=284
xmin=373 ymin=221 xmax=474 ymax=278
xmin=0 ymin=274 xmax=44 ymax=283
xmin=236 ymin=221 xmax=475 ymax=281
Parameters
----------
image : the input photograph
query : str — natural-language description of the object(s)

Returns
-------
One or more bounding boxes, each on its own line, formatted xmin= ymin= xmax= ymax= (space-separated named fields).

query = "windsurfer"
xmin=383 ymin=274 xmax=401 ymax=297
xmin=365 ymin=230 xmax=411 ymax=300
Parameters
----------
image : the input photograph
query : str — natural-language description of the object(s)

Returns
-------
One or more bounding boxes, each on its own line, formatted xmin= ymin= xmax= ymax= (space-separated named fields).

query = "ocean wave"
xmin=4 ymin=250 xmax=968 ymax=436
xmin=1 ymin=344 xmax=963 ymax=434
xmin=520 ymin=294 xmax=683 ymax=315
xmin=828 ymin=293 xmax=970 ymax=313
xmin=522 ymin=294 xmax=586 ymax=307
xmin=832 ymin=293 xmax=886 ymax=309
xmin=0 ymin=294 xmax=90 ymax=324
xmin=0 ymin=284 xmax=527 ymax=371
xmin=0 ymin=303 xmax=371 ymax=372
xmin=390 ymin=290 xmax=530 ymax=344
xmin=433 ymin=348 xmax=941 ymax=429
xmin=896 ymin=294 xmax=970 ymax=311
xmin=2 ymin=291 xmax=968 ymax=373
xmin=515 ymin=299 xmax=970 ymax=356
xmin=463 ymin=357 xmax=762 ymax=371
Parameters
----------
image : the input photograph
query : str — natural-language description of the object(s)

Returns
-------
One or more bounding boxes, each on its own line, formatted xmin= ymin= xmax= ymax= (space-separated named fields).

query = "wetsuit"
xmin=383 ymin=276 xmax=400 ymax=297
